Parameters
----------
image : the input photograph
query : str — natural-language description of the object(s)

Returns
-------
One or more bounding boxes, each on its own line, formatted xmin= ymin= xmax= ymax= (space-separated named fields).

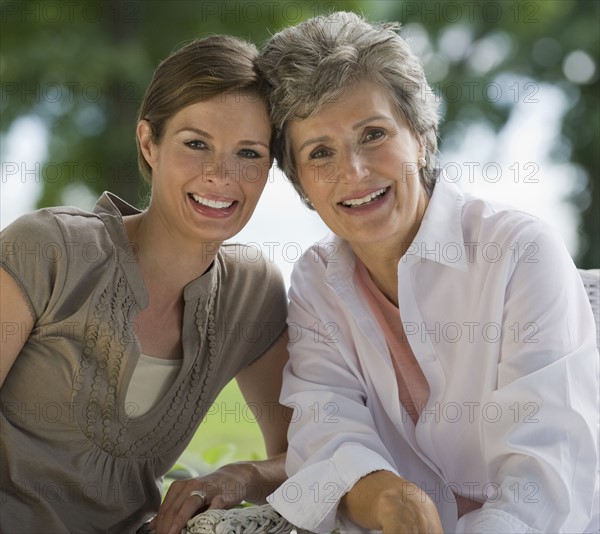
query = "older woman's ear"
xmin=416 ymin=134 xmax=426 ymax=162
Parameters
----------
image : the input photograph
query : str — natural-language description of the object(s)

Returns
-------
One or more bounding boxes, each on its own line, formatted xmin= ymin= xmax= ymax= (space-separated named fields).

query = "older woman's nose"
xmin=337 ymin=151 xmax=368 ymax=183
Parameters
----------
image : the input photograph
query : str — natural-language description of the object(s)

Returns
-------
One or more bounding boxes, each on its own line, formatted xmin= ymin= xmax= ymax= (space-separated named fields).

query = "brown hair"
xmin=137 ymin=35 xmax=268 ymax=184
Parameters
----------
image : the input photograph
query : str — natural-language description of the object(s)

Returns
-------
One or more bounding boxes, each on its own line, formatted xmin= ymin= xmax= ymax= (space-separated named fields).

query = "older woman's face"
xmin=288 ymin=80 xmax=429 ymax=254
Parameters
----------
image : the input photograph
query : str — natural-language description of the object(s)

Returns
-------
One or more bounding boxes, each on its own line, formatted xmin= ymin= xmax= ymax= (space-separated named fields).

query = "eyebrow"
xmin=176 ymin=127 xmax=269 ymax=149
xmin=352 ymin=115 xmax=393 ymax=130
xmin=297 ymin=115 xmax=394 ymax=153
xmin=298 ymin=135 xmax=330 ymax=154
xmin=176 ymin=127 xmax=212 ymax=138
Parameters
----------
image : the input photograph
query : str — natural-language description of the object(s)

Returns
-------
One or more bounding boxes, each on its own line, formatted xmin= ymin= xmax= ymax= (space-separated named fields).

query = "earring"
xmin=418 ymin=156 xmax=427 ymax=168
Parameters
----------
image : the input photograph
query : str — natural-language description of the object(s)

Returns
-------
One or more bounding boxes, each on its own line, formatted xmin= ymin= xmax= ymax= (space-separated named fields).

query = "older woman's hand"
xmin=378 ymin=483 xmax=443 ymax=534
xmin=149 ymin=461 xmax=262 ymax=534
xmin=341 ymin=471 xmax=444 ymax=534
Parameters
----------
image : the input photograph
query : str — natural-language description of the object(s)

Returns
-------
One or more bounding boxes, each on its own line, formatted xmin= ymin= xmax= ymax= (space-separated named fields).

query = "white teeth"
xmin=191 ymin=193 xmax=234 ymax=209
xmin=341 ymin=188 xmax=387 ymax=207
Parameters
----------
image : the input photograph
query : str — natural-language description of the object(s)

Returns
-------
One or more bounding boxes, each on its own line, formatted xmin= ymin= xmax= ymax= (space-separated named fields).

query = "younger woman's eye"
xmin=238 ymin=148 xmax=262 ymax=159
xmin=185 ymin=140 xmax=207 ymax=150
xmin=363 ymin=129 xmax=385 ymax=142
xmin=309 ymin=147 xmax=332 ymax=160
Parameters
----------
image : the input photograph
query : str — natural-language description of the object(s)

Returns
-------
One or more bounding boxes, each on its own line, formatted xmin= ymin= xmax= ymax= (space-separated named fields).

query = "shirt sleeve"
xmin=220 ymin=244 xmax=288 ymax=366
xmin=268 ymin=255 xmax=399 ymax=533
xmin=0 ymin=210 xmax=69 ymax=323
xmin=456 ymin=221 xmax=599 ymax=533
xmin=246 ymin=250 xmax=288 ymax=359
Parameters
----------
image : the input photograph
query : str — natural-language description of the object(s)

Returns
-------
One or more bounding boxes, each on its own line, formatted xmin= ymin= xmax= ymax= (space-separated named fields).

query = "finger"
xmin=154 ymin=484 xmax=192 ymax=534
xmin=166 ymin=493 xmax=208 ymax=534
xmin=206 ymin=492 xmax=239 ymax=511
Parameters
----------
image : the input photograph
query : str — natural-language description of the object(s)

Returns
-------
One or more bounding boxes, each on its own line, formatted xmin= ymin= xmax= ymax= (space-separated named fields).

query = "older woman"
xmin=0 ymin=35 xmax=291 ymax=534
xmin=258 ymin=12 xmax=599 ymax=534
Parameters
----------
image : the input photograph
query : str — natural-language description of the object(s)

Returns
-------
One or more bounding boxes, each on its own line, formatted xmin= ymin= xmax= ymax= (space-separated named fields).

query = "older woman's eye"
xmin=363 ymin=129 xmax=385 ymax=142
xmin=309 ymin=147 xmax=332 ymax=160
xmin=185 ymin=140 xmax=207 ymax=150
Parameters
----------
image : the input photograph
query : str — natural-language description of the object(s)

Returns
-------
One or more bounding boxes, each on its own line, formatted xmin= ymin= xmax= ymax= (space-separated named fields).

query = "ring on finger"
xmin=189 ymin=489 xmax=208 ymax=508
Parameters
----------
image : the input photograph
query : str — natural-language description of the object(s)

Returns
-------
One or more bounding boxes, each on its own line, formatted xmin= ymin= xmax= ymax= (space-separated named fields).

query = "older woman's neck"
xmin=353 ymin=238 xmax=408 ymax=307
xmin=352 ymin=200 xmax=427 ymax=307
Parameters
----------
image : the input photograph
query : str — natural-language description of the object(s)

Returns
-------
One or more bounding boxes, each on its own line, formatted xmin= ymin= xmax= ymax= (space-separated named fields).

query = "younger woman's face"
xmin=138 ymin=91 xmax=272 ymax=245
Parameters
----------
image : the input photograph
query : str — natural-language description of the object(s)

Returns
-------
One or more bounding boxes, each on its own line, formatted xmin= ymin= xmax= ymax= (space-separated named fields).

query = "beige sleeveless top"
xmin=125 ymin=354 xmax=183 ymax=418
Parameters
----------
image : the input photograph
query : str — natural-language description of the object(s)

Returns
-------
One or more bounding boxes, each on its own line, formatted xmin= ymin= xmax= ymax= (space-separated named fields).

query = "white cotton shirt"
xmin=269 ymin=177 xmax=599 ymax=533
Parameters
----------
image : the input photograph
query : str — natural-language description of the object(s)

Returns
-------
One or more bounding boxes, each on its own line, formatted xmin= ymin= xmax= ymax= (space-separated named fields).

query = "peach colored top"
xmin=355 ymin=260 xmax=482 ymax=518
xmin=355 ymin=260 xmax=430 ymax=424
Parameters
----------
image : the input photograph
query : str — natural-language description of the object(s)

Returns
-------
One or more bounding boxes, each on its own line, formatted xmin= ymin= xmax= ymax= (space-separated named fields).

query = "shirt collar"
xmin=93 ymin=192 xmax=218 ymax=306
xmin=405 ymin=174 xmax=468 ymax=271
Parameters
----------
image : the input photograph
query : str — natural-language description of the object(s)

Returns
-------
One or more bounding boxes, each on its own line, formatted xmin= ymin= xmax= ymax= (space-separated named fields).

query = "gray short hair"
xmin=257 ymin=11 xmax=439 ymax=208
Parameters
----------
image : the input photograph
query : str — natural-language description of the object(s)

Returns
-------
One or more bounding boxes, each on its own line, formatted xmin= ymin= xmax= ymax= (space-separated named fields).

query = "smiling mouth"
xmin=340 ymin=187 xmax=389 ymax=208
xmin=189 ymin=193 xmax=235 ymax=209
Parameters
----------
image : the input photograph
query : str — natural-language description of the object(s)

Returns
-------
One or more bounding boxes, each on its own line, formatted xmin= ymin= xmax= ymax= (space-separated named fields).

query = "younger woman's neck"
xmin=124 ymin=211 xmax=218 ymax=291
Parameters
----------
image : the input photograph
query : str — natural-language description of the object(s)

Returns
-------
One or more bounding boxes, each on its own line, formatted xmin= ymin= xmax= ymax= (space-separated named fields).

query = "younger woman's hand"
xmin=149 ymin=462 xmax=256 ymax=534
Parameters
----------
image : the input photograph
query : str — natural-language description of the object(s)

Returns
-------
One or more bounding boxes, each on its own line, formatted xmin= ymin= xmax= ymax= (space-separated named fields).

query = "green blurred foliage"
xmin=1 ymin=0 xmax=598 ymax=265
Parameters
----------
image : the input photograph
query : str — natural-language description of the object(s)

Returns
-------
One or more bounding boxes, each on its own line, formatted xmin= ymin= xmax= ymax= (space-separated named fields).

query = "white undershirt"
xmin=124 ymin=353 xmax=182 ymax=418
